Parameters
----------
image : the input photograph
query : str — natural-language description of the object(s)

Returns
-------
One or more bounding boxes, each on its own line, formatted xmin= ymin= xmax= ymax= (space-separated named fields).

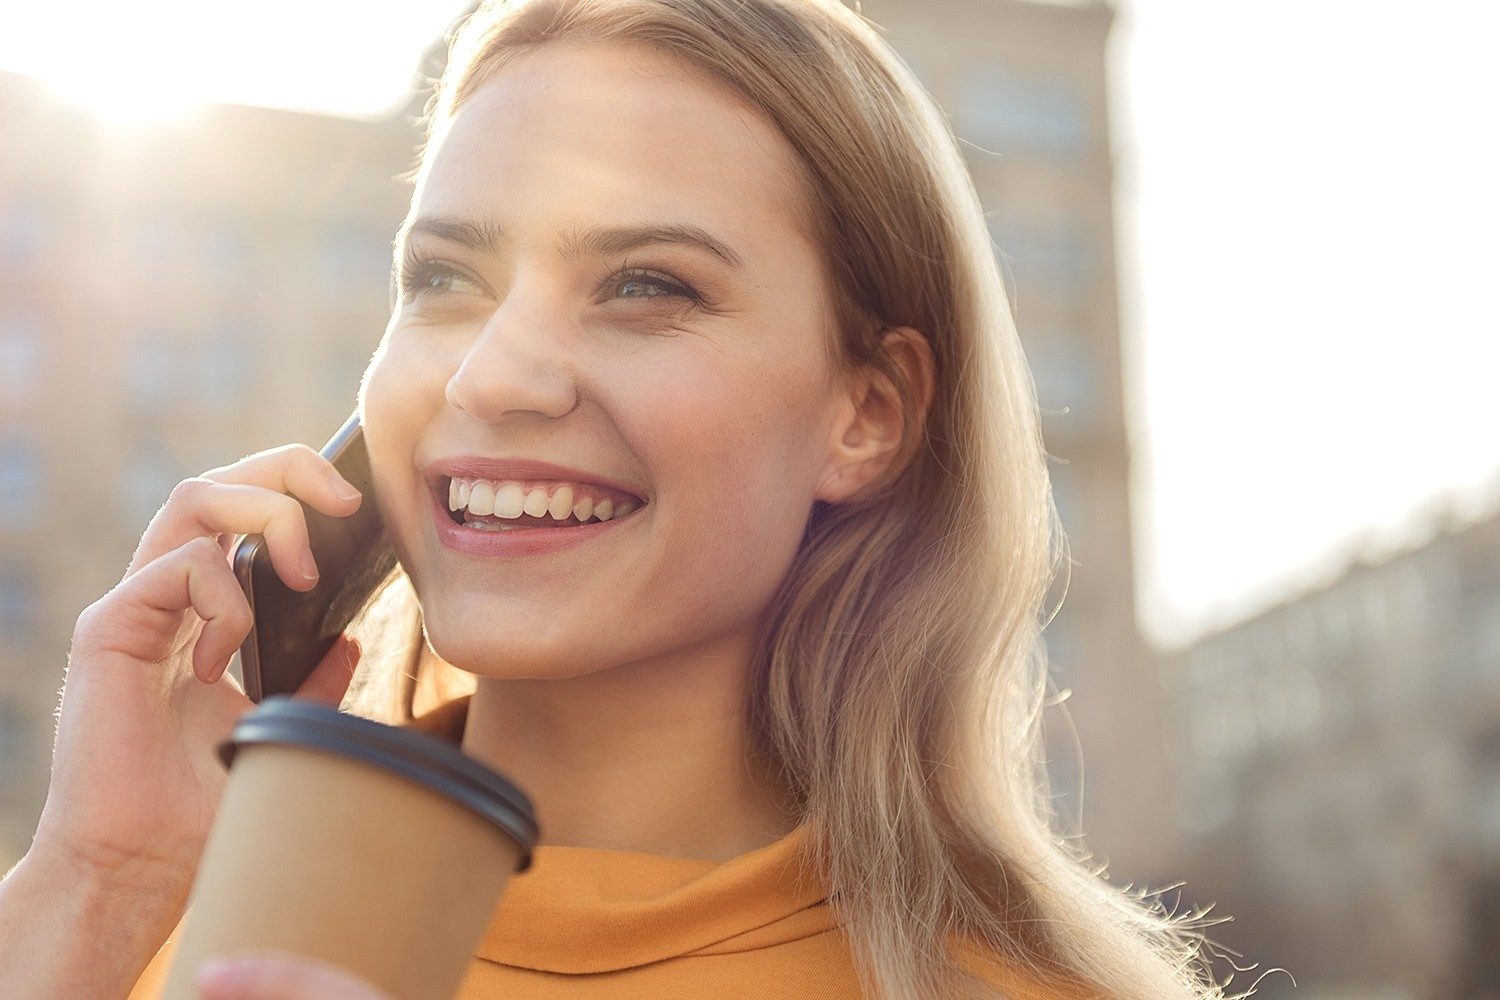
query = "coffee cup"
xmin=155 ymin=696 xmax=538 ymax=1000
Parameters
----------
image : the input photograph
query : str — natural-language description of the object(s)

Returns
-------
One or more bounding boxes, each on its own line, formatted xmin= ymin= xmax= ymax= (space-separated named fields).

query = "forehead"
xmin=416 ymin=40 xmax=812 ymax=253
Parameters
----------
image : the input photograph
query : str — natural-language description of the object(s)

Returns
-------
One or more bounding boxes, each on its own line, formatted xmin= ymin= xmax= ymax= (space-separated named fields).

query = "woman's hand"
xmin=27 ymin=443 xmax=366 ymax=932
xmin=198 ymin=951 xmax=397 ymax=1000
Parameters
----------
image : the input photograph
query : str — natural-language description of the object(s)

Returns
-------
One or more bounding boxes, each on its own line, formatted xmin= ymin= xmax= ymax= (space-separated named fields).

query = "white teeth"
xmin=468 ymin=480 xmax=496 ymax=516
xmin=450 ymin=477 xmax=642 ymax=524
xmin=548 ymin=485 xmax=575 ymax=520
xmin=493 ymin=482 xmax=526 ymax=518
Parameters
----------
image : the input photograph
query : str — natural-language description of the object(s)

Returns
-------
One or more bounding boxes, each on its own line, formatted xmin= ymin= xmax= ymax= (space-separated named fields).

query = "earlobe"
xmin=814 ymin=326 xmax=935 ymax=506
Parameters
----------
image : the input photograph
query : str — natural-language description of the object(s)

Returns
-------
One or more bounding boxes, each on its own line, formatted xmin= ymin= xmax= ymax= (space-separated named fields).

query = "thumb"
xmin=291 ymin=632 xmax=362 ymax=707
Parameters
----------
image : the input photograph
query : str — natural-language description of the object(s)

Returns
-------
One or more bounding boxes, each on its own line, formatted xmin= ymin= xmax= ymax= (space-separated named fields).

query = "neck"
xmin=455 ymin=628 xmax=800 ymax=863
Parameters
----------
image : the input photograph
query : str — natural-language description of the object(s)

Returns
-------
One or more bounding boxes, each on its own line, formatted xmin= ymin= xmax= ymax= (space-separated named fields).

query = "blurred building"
xmin=0 ymin=65 xmax=428 ymax=864
xmin=860 ymin=0 xmax=1179 ymax=888
xmin=1162 ymin=494 xmax=1500 ymax=999
xmin=0 ymin=0 xmax=1175 ymax=922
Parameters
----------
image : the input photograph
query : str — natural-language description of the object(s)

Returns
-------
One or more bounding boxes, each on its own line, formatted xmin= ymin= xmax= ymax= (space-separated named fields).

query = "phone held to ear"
xmin=232 ymin=411 xmax=397 ymax=703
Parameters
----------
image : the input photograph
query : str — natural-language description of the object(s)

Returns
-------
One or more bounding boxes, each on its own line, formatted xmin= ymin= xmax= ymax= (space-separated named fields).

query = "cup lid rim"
xmin=217 ymin=696 xmax=540 ymax=872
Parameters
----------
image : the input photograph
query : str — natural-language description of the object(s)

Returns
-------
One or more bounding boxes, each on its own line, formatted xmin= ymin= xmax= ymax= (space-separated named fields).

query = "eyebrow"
xmin=393 ymin=214 xmax=744 ymax=269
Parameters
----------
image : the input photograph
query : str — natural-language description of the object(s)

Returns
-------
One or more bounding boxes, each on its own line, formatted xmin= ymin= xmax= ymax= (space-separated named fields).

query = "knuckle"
xmin=278 ymin=491 xmax=310 ymax=528
xmin=74 ymin=598 xmax=104 ymax=634
xmin=282 ymin=442 xmax=321 ymax=464
xmin=297 ymin=441 xmax=338 ymax=476
xmin=189 ymin=534 xmax=224 ymax=560
xmin=73 ymin=596 xmax=130 ymax=651
xmin=166 ymin=476 xmax=210 ymax=505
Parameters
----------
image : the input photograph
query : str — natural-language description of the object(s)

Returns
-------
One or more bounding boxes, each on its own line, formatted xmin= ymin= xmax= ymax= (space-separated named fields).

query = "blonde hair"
xmin=343 ymin=1 xmax=1251 ymax=997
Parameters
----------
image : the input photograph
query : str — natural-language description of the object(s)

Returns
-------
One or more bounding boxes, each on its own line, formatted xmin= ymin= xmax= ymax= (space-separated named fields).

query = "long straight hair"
xmin=342 ymin=1 xmax=1246 ymax=997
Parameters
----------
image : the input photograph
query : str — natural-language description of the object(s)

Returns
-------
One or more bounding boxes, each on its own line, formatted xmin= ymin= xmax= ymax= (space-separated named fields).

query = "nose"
xmin=444 ymin=290 xmax=579 ymax=422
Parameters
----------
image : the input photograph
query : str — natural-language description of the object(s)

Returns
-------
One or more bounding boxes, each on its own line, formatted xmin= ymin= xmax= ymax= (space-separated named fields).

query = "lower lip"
xmin=429 ymin=485 xmax=642 ymax=557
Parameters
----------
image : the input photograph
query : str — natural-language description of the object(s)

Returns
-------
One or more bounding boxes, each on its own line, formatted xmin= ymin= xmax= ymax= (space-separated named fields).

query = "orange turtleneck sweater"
xmin=125 ymin=694 xmax=1095 ymax=1000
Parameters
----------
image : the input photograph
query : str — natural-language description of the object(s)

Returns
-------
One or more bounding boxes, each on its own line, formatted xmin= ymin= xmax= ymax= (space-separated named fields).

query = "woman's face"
xmin=360 ymin=40 xmax=849 ymax=678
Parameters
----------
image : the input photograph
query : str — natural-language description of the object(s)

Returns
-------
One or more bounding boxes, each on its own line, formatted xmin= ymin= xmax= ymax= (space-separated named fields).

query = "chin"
xmin=421 ymin=608 xmax=613 ymax=680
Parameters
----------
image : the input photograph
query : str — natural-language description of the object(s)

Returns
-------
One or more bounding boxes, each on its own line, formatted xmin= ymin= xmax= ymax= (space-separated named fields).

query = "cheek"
xmin=359 ymin=348 xmax=421 ymax=482
xmin=358 ymin=342 xmax=442 ymax=561
xmin=630 ymin=346 xmax=828 ymax=610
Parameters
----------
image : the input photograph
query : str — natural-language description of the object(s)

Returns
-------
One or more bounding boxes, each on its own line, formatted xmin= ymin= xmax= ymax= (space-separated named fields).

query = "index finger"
xmin=201 ymin=442 xmax=360 ymax=505
xmin=130 ymin=444 xmax=361 ymax=581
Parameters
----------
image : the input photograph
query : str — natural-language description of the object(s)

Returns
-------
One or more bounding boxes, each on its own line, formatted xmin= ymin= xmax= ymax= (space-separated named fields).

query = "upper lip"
xmin=423 ymin=455 xmax=648 ymax=505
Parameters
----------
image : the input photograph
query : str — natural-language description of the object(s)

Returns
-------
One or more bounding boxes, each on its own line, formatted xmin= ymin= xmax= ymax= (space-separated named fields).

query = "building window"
xmin=1390 ymin=561 xmax=1428 ymax=624
xmin=0 ymin=436 xmax=40 ymax=525
xmin=132 ymin=209 xmax=199 ymax=278
xmin=0 ymin=564 xmax=37 ymax=645
xmin=0 ymin=311 xmax=42 ymax=403
xmin=1473 ymin=588 xmax=1500 ymax=689
xmin=1025 ymin=336 xmax=1096 ymax=423
xmin=1250 ymin=622 xmax=1286 ymax=669
xmin=1284 ymin=603 xmax=1318 ymax=658
xmin=0 ymin=698 xmax=29 ymax=787
xmin=1281 ymin=662 xmax=1322 ymax=738
xmin=129 ymin=334 xmax=177 ymax=409
xmin=197 ymin=322 xmax=255 ymax=404
xmin=988 ymin=215 xmax=1091 ymax=296
xmin=1356 ymin=578 xmax=1389 ymax=639
xmin=1474 ymin=768 xmax=1500 ymax=865
xmin=955 ymin=66 xmax=1087 ymax=157
xmin=206 ymin=225 xmax=248 ymax=275
xmin=126 ymin=440 xmax=181 ymax=529
xmin=319 ymin=221 xmax=394 ymax=289
xmin=0 ymin=200 xmax=42 ymax=265
xmin=1321 ymin=592 xmax=1353 ymax=649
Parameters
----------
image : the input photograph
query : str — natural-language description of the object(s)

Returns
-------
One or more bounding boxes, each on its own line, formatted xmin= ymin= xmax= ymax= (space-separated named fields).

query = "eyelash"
xmin=396 ymin=248 xmax=703 ymax=306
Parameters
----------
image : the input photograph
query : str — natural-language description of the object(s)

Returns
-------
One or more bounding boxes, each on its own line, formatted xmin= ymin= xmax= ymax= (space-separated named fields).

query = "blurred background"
xmin=1 ymin=1 xmax=1496 ymax=997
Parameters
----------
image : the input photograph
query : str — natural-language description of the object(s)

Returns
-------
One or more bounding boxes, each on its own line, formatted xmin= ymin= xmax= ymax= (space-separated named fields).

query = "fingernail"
xmin=199 ymin=957 xmax=250 ymax=988
xmin=301 ymin=548 xmax=319 ymax=581
xmin=330 ymin=477 xmax=361 ymax=501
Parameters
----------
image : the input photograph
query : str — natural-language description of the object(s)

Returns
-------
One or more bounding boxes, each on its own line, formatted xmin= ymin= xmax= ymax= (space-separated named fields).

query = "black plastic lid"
xmin=217 ymin=696 xmax=539 ymax=872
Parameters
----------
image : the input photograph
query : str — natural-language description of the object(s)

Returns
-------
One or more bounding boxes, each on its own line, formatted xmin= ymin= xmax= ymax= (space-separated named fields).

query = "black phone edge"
xmin=231 ymin=411 xmax=365 ymax=704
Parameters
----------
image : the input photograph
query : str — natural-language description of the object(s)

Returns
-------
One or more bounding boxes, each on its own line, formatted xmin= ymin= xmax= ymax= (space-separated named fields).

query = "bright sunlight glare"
xmin=0 ymin=1 xmax=474 ymax=124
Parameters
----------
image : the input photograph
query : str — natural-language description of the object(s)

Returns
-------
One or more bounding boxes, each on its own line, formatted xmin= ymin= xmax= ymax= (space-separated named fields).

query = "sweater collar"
xmin=407 ymin=693 xmax=835 ymax=974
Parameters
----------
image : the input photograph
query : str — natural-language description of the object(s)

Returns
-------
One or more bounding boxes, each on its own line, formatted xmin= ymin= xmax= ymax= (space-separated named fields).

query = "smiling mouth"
xmin=436 ymin=477 xmax=647 ymax=530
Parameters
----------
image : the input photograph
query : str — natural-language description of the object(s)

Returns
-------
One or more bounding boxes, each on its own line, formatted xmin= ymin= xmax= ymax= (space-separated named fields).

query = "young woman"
xmin=0 ymin=1 xmax=1243 ymax=997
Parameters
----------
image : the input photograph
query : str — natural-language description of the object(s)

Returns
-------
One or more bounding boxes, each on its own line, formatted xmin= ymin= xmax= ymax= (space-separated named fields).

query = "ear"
xmin=815 ymin=326 xmax=936 ymax=505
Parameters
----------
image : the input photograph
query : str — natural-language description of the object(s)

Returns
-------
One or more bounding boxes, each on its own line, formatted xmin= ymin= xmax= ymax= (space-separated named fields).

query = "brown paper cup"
xmin=156 ymin=696 xmax=538 ymax=1000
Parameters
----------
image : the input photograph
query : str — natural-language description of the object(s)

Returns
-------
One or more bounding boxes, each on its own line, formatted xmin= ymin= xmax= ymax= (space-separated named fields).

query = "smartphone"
xmin=231 ymin=411 xmax=398 ymax=703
